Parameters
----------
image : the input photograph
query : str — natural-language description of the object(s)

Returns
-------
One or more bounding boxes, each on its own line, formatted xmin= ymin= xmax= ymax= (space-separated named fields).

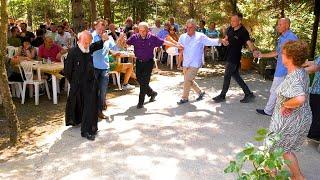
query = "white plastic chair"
xmin=19 ymin=61 xmax=51 ymax=105
xmin=153 ymin=47 xmax=159 ymax=69
xmin=109 ymin=71 xmax=122 ymax=90
xmin=6 ymin=46 xmax=20 ymax=58
xmin=8 ymin=81 xmax=23 ymax=98
xmin=166 ymin=47 xmax=179 ymax=70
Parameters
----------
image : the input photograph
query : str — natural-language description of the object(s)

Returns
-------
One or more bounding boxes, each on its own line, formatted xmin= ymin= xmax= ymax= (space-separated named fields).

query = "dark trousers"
xmin=94 ymin=69 xmax=109 ymax=112
xmin=308 ymin=94 xmax=320 ymax=138
xmin=220 ymin=62 xmax=251 ymax=96
xmin=136 ymin=60 xmax=155 ymax=105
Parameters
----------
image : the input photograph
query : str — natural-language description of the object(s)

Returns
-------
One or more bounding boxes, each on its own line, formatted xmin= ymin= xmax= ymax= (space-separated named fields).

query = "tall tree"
xmin=90 ymin=0 xmax=97 ymax=24
xmin=0 ymin=0 xmax=21 ymax=145
xmin=71 ymin=0 xmax=84 ymax=33
xmin=229 ymin=0 xmax=237 ymax=13
xmin=104 ymin=0 xmax=111 ymax=20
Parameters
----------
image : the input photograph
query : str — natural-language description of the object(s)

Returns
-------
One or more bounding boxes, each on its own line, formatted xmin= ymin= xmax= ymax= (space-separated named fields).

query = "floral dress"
xmin=269 ymin=68 xmax=312 ymax=152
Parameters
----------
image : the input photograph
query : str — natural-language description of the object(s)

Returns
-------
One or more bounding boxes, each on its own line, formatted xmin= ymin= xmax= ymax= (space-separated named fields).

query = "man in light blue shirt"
xmin=92 ymin=20 xmax=110 ymax=119
xmin=177 ymin=19 xmax=223 ymax=105
xmin=256 ymin=18 xmax=298 ymax=116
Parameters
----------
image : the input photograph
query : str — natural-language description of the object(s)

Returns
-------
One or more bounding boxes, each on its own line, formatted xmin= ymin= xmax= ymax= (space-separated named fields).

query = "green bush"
xmin=224 ymin=128 xmax=290 ymax=180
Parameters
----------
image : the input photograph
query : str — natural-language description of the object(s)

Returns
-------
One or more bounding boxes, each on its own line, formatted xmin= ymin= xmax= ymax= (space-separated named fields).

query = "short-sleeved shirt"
xmin=55 ymin=32 xmax=71 ymax=47
xmin=38 ymin=43 xmax=62 ymax=62
xmin=157 ymin=29 xmax=169 ymax=40
xmin=310 ymin=57 xmax=320 ymax=94
xmin=179 ymin=32 xmax=221 ymax=68
xmin=274 ymin=30 xmax=298 ymax=77
xmin=225 ymin=25 xmax=250 ymax=64
xmin=127 ymin=33 xmax=164 ymax=61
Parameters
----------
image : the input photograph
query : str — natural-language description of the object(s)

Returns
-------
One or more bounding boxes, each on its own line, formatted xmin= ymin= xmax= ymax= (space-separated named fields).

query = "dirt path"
xmin=0 ymin=72 xmax=319 ymax=180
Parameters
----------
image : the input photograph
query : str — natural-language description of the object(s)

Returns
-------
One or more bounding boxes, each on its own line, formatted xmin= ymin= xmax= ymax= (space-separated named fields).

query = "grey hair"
xmin=77 ymin=30 xmax=92 ymax=40
xmin=186 ymin=19 xmax=197 ymax=26
xmin=138 ymin=22 xmax=149 ymax=30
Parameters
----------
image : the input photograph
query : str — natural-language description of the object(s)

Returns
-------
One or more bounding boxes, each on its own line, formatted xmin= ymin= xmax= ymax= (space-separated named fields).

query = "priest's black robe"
xmin=64 ymin=40 xmax=103 ymax=134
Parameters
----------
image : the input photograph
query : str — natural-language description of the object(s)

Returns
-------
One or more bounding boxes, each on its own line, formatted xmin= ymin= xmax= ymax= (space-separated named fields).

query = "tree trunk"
xmin=280 ymin=0 xmax=285 ymax=18
xmin=230 ymin=0 xmax=237 ymax=13
xmin=90 ymin=0 xmax=97 ymax=24
xmin=103 ymin=0 xmax=111 ymax=20
xmin=310 ymin=0 xmax=320 ymax=59
xmin=0 ymin=0 xmax=21 ymax=145
xmin=27 ymin=4 xmax=32 ymax=28
xmin=189 ymin=0 xmax=195 ymax=18
xmin=71 ymin=0 xmax=84 ymax=33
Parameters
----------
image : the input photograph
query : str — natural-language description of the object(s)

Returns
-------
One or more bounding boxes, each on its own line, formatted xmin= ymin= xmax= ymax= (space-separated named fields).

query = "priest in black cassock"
xmin=64 ymin=30 xmax=108 ymax=141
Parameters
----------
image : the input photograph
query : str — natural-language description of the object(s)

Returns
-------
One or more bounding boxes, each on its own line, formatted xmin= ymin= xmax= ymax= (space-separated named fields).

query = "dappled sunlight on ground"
xmin=0 ymin=68 xmax=320 ymax=179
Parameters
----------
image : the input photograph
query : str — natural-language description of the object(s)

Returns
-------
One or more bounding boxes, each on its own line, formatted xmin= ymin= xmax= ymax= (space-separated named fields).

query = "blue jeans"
xmin=94 ymin=68 xmax=109 ymax=112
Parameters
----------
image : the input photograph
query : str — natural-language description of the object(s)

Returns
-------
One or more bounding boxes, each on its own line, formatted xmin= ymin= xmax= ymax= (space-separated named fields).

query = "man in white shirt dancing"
xmin=177 ymin=19 xmax=225 ymax=105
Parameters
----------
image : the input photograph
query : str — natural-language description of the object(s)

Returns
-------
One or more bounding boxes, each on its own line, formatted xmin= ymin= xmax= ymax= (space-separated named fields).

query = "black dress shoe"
xmin=256 ymin=109 xmax=271 ymax=116
xmin=149 ymin=92 xmax=158 ymax=102
xmin=212 ymin=95 xmax=225 ymax=103
xmin=177 ymin=99 xmax=189 ymax=105
xmin=196 ymin=91 xmax=205 ymax=101
xmin=81 ymin=132 xmax=95 ymax=141
xmin=240 ymin=93 xmax=255 ymax=103
xmin=137 ymin=104 xmax=144 ymax=109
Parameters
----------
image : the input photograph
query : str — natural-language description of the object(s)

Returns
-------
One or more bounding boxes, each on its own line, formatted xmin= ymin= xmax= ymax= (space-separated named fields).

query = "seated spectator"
xmin=31 ymin=29 xmax=45 ymax=47
xmin=109 ymin=55 xmax=136 ymax=90
xmin=165 ymin=26 xmax=179 ymax=50
xmin=5 ymin=56 xmax=24 ymax=82
xmin=38 ymin=36 xmax=66 ymax=62
xmin=46 ymin=23 xmax=58 ymax=41
xmin=18 ymin=39 xmax=36 ymax=59
xmin=157 ymin=21 xmax=170 ymax=39
xmin=197 ymin=20 xmax=207 ymax=34
xmin=55 ymin=25 xmax=71 ymax=48
xmin=165 ymin=26 xmax=181 ymax=67
xmin=124 ymin=17 xmax=134 ymax=39
xmin=206 ymin=22 xmax=220 ymax=38
xmin=151 ymin=19 xmax=162 ymax=35
xmin=169 ymin=16 xmax=179 ymax=33
xmin=7 ymin=26 xmax=21 ymax=47
xmin=132 ymin=24 xmax=139 ymax=34
xmin=108 ymin=23 xmax=120 ymax=41
xmin=19 ymin=22 xmax=35 ymax=43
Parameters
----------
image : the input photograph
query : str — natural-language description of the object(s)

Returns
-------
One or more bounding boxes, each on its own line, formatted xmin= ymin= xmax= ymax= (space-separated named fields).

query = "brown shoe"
xmin=98 ymin=111 xmax=107 ymax=119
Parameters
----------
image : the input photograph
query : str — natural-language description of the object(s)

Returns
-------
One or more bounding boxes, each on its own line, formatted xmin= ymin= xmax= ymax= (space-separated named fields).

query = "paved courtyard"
xmin=0 ymin=71 xmax=319 ymax=179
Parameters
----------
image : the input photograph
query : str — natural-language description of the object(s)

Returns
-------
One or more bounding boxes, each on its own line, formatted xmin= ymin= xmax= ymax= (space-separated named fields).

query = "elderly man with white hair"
xmin=177 ymin=19 xmax=225 ymax=105
xmin=64 ymin=30 xmax=108 ymax=141
xmin=118 ymin=21 xmax=183 ymax=109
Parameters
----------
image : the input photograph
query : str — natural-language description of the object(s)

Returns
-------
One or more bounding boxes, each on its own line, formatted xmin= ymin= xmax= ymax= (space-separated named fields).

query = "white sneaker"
xmin=122 ymin=84 xmax=135 ymax=90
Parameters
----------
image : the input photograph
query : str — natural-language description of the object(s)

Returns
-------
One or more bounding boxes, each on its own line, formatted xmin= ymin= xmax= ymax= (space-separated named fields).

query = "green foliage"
xmin=224 ymin=128 xmax=290 ymax=180
xmin=6 ymin=0 xmax=319 ymax=57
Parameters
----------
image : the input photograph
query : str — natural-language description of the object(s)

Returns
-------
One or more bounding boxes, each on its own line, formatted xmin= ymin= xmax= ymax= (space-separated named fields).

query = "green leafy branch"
xmin=224 ymin=128 xmax=290 ymax=180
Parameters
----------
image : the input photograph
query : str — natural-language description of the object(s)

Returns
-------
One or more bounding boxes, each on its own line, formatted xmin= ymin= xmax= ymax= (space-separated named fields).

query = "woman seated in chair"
xmin=17 ymin=38 xmax=36 ymax=60
xmin=109 ymin=54 xmax=136 ymax=90
xmin=165 ymin=26 xmax=182 ymax=68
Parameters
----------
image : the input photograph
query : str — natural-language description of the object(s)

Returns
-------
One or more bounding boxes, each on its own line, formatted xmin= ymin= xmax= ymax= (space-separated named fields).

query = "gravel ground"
xmin=0 ymin=71 xmax=319 ymax=180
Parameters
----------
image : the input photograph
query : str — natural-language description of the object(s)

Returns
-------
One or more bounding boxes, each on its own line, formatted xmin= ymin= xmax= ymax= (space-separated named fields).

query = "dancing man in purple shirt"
xmin=118 ymin=22 xmax=183 ymax=109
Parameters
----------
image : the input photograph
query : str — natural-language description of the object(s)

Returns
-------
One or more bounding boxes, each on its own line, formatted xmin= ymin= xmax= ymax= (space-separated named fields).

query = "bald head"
xmin=277 ymin=18 xmax=290 ymax=34
xmin=78 ymin=30 xmax=93 ymax=49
